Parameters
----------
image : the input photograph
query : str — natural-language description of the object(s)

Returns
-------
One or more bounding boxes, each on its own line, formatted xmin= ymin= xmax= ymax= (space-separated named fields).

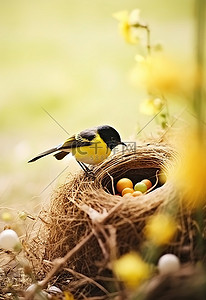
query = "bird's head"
xmin=97 ymin=125 xmax=126 ymax=150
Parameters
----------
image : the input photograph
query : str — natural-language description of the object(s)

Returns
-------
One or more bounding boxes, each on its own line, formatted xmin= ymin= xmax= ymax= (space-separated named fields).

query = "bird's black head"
xmin=97 ymin=125 xmax=125 ymax=150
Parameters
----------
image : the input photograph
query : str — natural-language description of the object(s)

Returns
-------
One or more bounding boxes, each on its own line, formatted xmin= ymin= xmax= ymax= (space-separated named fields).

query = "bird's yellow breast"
xmin=72 ymin=134 xmax=111 ymax=165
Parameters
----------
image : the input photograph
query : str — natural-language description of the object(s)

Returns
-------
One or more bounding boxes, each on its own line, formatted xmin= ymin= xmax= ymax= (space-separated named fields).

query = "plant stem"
xmin=132 ymin=23 xmax=151 ymax=55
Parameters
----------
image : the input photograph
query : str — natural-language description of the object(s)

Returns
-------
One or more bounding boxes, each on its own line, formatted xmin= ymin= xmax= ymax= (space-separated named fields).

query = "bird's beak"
xmin=119 ymin=141 xmax=126 ymax=146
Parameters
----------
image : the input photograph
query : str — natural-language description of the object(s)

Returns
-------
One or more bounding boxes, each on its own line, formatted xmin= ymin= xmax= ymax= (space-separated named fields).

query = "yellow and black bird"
xmin=28 ymin=125 xmax=125 ymax=174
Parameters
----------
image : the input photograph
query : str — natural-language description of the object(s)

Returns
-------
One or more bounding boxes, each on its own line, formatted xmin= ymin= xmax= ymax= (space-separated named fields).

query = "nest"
xmin=27 ymin=143 xmax=206 ymax=299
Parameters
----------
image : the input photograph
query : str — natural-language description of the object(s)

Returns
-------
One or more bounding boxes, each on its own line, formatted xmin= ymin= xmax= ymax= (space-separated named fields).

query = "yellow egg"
xmin=132 ymin=191 xmax=143 ymax=197
xmin=123 ymin=193 xmax=132 ymax=198
xmin=141 ymin=179 xmax=152 ymax=190
xmin=134 ymin=182 xmax=147 ymax=193
xmin=116 ymin=178 xmax=133 ymax=193
xmin=122 ymin=187 xmax=134 ymax=196
xmin=159 ymin=173 xmax=167 ymax=184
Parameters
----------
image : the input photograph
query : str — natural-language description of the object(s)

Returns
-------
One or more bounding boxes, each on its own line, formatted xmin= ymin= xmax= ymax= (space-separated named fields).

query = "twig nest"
xmin=31 ymin=144 xmax=173 ymax=259
xmin=29 ymin=143 xmax=191 ymax=297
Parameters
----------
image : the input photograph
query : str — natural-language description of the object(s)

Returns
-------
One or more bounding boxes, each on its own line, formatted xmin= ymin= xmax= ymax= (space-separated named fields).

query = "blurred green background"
xmin=0 ymin=0 xmax=194 ymax=211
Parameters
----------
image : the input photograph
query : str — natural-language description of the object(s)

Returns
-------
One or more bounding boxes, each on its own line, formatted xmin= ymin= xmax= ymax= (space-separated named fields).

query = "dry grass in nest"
xmin=26 ymin=143 xmax=205 ymax=298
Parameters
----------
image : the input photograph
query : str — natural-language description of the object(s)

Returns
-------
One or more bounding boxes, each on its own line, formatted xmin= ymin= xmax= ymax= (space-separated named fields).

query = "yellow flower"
xmin=113 ymin=252 xmax=150 ymax=289
xmin=139 ymin=98 xmax=164 ymax=115
xmin=170 ymin=131 xmax=206 ymax=208
xmin=113 ymin=9 xmax=140 ymax=44
xmin=131 ymin=54 xmax=196 ymax=95
xmin=144 ymin=213 xmax=177 ymax=245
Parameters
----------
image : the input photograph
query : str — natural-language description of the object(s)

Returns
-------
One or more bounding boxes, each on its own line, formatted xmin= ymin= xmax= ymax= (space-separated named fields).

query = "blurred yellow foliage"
xmin=170 ymin=131 xmax=206 ymax=208
xmin=64 ymin=291 xmax=74 ymax=300
xmin=144 ymin=213 xmax=177 ymax=245
xmin=113 ymin=252 xmax=150 ymax=289
xmin=131 ymin=54 xmax=196 ymax=96
xmin=113 ymin=9 xmax=140 ymax=44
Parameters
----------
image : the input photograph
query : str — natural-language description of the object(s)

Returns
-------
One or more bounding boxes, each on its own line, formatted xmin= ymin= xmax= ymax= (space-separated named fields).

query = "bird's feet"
xmin=77 ymin=161 xmax=95 ymax=179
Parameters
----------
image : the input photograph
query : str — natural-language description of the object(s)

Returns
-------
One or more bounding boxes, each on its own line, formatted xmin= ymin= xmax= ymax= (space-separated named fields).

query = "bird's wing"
xmin=59 ymin=131 xmax=95 ymax=150
xmin=78 ymin=128 xmax=97 ymax=141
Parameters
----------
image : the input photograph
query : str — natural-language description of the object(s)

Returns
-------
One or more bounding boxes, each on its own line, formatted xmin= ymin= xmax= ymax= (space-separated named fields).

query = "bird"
xmin=28 ymin=125 xmax=125 ymax=174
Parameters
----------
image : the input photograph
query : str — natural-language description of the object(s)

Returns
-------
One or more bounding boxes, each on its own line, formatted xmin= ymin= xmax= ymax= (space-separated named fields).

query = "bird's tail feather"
xmin=53 ymin=151 xmax=69 ymax=160
xmin=28 ymin=147 xmax=58 ymax=163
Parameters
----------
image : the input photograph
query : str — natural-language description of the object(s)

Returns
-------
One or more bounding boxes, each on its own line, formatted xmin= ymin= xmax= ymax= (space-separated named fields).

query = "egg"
xmin=123 ymin=193 xmax=132 ymax=198
xmin=122 ymin=187 xmax=134 ymax=196
xmin=48 ymin=286 xmax=62 ymax=294
xmin=157 ymin=254 xmax=180 ymax=275
xmin=134 ymin=182 xmax=147 ymax=193
xmin=132 ymin=191 xmax=143 ymax=197
xmin=141 ymin=179 xmax=152 ymax=190
xmin=116 ymin=178 xmax=133 ymax=193
xmin=0 ymin=229 xmax=21 ymax=251
xmin=159 ymin=173 xmax=167 ymax=184
xmin=26 ymin=284 xmax=49 ymax=300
